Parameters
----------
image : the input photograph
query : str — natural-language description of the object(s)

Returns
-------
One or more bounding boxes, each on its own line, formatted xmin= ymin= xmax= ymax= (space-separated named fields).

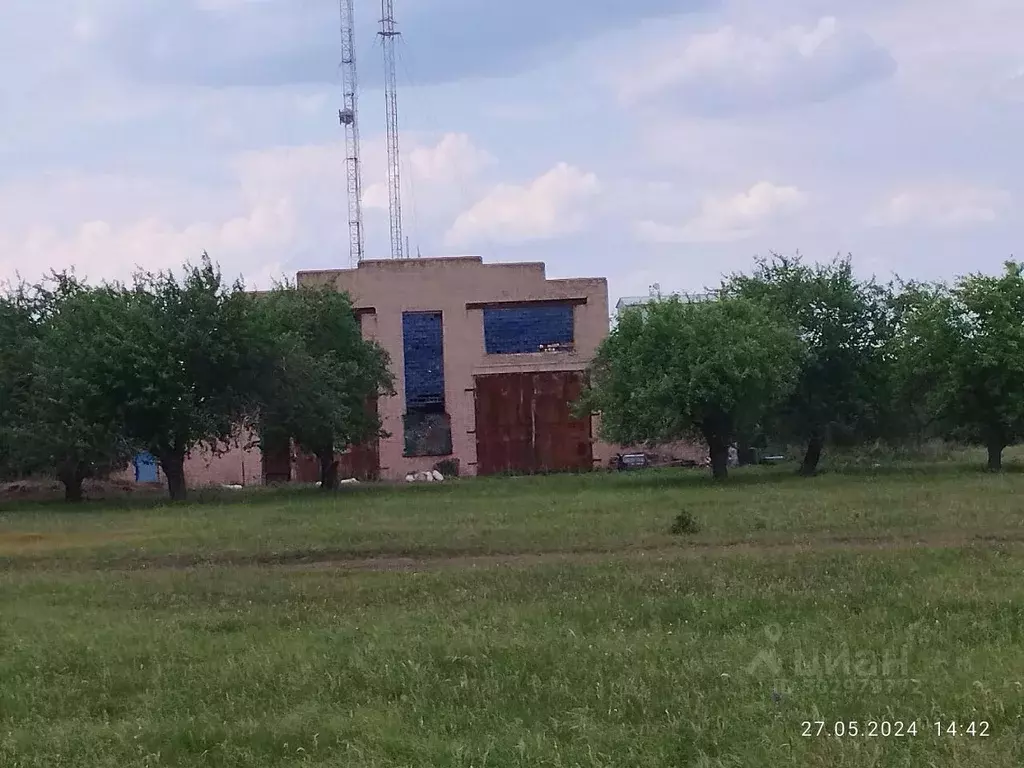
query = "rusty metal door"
xmin=474 ymin=373 xmax=532 ymax=475
xmin=534 ymin=371 xmax=592 ymax=473
xmin=262 ymin=434 xmax=292 ymax=483
xmin=474 ymin=371 xmax=592 ymax=475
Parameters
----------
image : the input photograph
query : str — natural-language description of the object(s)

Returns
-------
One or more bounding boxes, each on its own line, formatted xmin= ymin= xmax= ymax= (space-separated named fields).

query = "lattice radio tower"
xmin=338 ymin=0 xmax=364 ymax=265
xmin=379 ymin=0 xmax=407 ymax=259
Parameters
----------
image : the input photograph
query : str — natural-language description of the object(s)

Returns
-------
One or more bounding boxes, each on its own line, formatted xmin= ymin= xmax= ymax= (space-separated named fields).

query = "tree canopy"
xmin=0 ymin=282 xmax=39 ymax=479
xmin=724 ymin=254 xmax=895 ymax=474
xmin=77 ymin=257 xmax=257 ymax=500
xmin=1 ymin=256 xmax=400 ymax=501
xmin=5 ymin=251 xmax=1024 ymax=500
xmin=893 ymin=261 xmax=1024 ymax=471
xmin=5 ymin=275 xmax=134 ymax=501
xmin=582 ymin=296 xmax=803 ymax=479
xmin=250 ymin=284 xmax=394 ymax=489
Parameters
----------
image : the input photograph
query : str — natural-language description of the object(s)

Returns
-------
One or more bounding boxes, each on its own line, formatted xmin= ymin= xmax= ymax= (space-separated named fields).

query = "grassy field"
xmin=1 ymin=463 xmax=1023 ymax=766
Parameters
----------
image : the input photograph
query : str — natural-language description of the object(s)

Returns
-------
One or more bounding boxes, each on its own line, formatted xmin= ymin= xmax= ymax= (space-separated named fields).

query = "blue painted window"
xmin=483 ymin=305 xmax=574 ymax=354
xmin=402 ymin=311 xmax=445 ymax=408
xmin=134 ymin=452 xmax=158 ymax=483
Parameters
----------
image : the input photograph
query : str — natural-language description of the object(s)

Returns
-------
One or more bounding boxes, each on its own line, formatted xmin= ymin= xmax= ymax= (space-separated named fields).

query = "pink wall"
xmin=112 ymin=432 xmax=264 ymax=489
xmin=298 ymin=256 xmax=614 ymax=480
xmin=182 ymin=436 xmax=263 ymax=487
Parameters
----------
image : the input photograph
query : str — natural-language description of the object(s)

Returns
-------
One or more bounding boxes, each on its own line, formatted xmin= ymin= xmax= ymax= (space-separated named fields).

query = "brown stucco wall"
xmin=298 ymin=256 xmax=614 ymax=480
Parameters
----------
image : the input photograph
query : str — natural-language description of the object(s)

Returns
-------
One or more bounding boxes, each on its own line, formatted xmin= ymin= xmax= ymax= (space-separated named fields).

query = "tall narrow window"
xmin=402 ymin=311 xmax=452 ymax=456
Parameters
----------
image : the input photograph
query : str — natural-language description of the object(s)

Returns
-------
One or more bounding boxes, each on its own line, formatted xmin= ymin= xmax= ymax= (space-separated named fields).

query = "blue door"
xmin=134 ymin=452 xmax=158 ymax=483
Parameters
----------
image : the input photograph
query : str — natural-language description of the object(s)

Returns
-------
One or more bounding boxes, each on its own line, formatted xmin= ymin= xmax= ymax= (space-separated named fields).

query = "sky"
xmin=1 ymin=0 xmax=1022 ymax=305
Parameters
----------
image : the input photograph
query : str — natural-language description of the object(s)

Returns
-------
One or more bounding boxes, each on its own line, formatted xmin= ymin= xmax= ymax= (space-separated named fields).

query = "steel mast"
xmin=379 ymin=0 xmax=406 ymax=258
xmin=338 ymin=0 xmax=364 ymax=265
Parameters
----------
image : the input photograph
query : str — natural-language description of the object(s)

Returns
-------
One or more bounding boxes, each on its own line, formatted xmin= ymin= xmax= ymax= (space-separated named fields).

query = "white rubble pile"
xmin=405 ymin=470 xmax=445 ymax=483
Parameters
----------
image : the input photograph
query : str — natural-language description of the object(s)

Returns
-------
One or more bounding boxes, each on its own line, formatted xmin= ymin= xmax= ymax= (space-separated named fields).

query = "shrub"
xmin=670 ymin=510 xmax=701 ymax=535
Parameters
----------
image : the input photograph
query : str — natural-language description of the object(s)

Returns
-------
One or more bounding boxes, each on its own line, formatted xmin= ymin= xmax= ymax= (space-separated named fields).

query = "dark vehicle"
xmin=614 ymin=453 xmax=649 ymax=471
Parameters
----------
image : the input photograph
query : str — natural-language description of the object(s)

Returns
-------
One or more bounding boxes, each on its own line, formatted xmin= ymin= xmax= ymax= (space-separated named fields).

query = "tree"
xmin=893 ymin=262 xmax=1024 ymax=471
xmin=19 ymin=276 xmax=134 ymax=500
xmin=1 ymin=276 xmax=134 ymax=501
xmin=725 ymin=254 xmax=896 ymax=474
xmin=250 ymin=284 xmax=394 ymax=490
xmin=0 ymin=282 xmax=39 ymax=480
xmin=94 ymin=256 xmax=257 ymax=500
xmin=581 ymin=296 xmax=803 ymax=480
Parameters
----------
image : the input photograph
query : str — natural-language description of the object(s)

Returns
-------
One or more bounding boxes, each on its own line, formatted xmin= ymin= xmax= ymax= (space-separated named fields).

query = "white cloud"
xmin=0 ymin=133 xmax=496 ymax=286
xmin=636 ymin=181 xmax=807 ymax=244
xmin=408 ymin=133 xmax=496 ymax=184
xmin=617 ymin=16 xmax=895 ymax=114
xmin=860 ymin=0 xmax=1024 ymax=94
xmin=444 ymin=163 xmax=601 ymax=248
xmin=3 ymin=0 xmax=1024 ymax=308
xmin=362 ymin=133 xmax=495 ymax=213
xmin=0 ymin=194 xmax=294 ymax=288
xmin=867 ymin=183 xmax=1012 ymax=229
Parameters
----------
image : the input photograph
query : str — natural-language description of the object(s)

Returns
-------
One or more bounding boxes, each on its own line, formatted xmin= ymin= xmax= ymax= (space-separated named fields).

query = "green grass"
xmin=1 ymin=464 xmax=1023 ymax=766
xmin=2 ymin=463 xmax=1024 ymax=568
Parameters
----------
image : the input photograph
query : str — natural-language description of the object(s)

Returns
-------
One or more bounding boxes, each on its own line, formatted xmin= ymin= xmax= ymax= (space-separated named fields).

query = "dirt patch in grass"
xmin=50 ymin=528 xmax=1019 ymax=574
xmin=0 ymin=529 xmax=148 ymax=556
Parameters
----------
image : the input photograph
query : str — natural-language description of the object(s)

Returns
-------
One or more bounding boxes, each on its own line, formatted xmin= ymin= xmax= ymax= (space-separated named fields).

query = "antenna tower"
xmin=338 ymin=0 xmax=364 ymax=265
xmin=379 ymin=0 xmax=406 ymax=258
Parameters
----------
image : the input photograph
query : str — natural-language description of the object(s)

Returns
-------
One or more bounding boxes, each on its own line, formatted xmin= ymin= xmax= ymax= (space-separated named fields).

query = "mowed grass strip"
xmin=1 ymin=545 xmax=1022 ymax=767
xmin=2 ymin=464 xmax=1024 ymax=568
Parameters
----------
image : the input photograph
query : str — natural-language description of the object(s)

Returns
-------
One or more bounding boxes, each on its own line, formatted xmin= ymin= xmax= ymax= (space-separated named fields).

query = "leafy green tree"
xmin=92 ymin=256 xmax=257 ymax=500
xmin=19 ymin=276 xmax=134 ymax=500
xmin=1 ymin=275 xmax=134 ymax=500
xmin=250 ymin=284 xmax=394 ymax=490
xmin=581 ymin=296 xmax=803 ymax=479
xmin=893 ymin=262 xmax=1024 ymax=471
xmin=725 ymin=254 xmax=896 ymax=474
xmin=0 ymin=282 xmax=39 ymax=480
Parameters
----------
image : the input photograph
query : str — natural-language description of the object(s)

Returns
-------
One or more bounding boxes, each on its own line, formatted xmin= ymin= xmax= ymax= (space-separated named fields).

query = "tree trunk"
xmin=317 ymin=450 xmax=339 ymax=491
xmin=701 ymin=422 xmax=730 ymax=481
xmin=736 ymin=440 xmax=755 ymax=467
xmin=800 ymin=436 xmax=824 ymax=476
xmin=57 ymin=462 xmax=85 ymax=503
xmin=160 ymin=453 xmax=188 ymax=501
xmin=986 ymin=441 xmax=1004 ymax=472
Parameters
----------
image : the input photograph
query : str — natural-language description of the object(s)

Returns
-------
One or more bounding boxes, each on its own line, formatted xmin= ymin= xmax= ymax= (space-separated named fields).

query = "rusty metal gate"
xmin=474 ymin=371 xmax=592 ymax=476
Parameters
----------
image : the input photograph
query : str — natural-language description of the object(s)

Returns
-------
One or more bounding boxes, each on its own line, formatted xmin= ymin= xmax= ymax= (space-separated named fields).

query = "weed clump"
xmin=671 ymin=510 xmax=701 ymax=535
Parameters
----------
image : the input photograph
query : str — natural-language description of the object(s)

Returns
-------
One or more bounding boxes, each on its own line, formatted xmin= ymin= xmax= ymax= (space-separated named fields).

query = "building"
xmin=138 ymin=256 xmax=615 ymax=487
xmin=615 ymin=287 xmax=715 ymax=319
xmin=295 ymin=256 xmax=614 ymax=480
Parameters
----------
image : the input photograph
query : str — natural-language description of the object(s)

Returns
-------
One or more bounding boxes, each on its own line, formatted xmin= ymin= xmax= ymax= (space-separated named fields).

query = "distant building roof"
xmin=615 ymin=291 xmax=715 ymax=315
